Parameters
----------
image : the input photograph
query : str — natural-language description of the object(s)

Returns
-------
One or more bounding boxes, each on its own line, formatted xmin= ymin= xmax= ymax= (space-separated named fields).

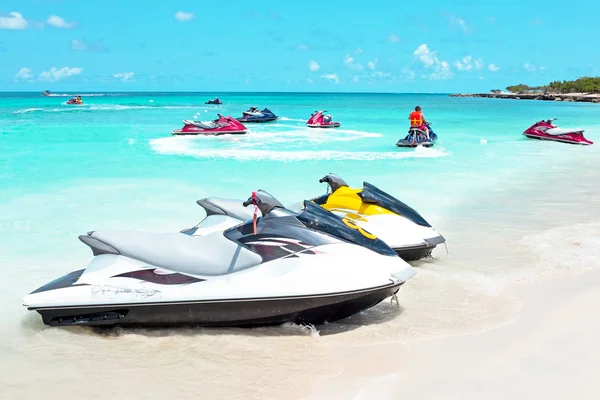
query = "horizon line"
xmin=0 ymin=90 xmax=454 ymax=95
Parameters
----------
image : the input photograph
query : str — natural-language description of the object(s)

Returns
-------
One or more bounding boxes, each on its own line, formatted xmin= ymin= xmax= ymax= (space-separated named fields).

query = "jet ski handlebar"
xmin=242 ymin=190 xmax=286 ymax=216
xmin=319 ymin=173 xmax=349 ymax=192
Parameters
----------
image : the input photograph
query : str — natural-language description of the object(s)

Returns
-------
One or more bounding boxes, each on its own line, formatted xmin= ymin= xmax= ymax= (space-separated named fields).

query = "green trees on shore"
xmin=502 ymin=77 xmax=600 ymax=94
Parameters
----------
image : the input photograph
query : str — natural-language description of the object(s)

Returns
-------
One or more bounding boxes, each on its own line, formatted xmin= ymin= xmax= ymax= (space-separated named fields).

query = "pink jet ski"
xmin=306 ymin=110 xmax=340 ymax=128
xmin=171 ymin=114 xmax=248 ymax=136
xmin=523 ymin=118 xmax=592 ymax=145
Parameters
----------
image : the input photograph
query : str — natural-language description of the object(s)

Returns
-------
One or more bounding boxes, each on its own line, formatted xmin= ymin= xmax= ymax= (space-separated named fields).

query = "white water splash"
xmin=13 ymin=104 xmax=199 ymax=114
xmin=149 ymin=136 xmax=447 ymax=161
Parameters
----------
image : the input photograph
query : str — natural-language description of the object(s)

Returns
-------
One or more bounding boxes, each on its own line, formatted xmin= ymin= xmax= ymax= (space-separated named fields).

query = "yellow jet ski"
xmin=303 ymin=173 xmax=445 ymax=261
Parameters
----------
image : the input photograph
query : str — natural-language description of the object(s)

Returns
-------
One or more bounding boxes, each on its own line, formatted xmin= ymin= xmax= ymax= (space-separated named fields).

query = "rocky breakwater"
xmin=450 ymin=92 xmax=600 ymax=103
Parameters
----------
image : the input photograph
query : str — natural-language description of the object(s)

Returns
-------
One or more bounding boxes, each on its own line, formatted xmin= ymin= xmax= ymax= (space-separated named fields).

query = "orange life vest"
xmin=409 ymin=111 xmax=423 ymax=126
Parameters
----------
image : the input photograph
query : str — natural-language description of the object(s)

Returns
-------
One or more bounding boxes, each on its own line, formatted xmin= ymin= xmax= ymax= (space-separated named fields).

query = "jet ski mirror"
xmin=242 ymin=189 xmax=285 ymax=216
xmin=318 ymin=173 xmax=349 ymax=193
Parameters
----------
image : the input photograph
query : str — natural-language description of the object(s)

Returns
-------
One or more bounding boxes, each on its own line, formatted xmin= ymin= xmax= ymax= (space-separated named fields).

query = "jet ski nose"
xmin=392 ymin=267 xmax=417 ymax=283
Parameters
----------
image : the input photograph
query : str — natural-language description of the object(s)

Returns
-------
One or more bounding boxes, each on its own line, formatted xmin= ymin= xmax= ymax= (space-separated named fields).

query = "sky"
xmin=1 ymin=0 xmax=600 ymax=93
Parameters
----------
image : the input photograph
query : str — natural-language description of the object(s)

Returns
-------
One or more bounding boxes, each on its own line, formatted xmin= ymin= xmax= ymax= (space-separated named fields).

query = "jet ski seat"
xmin=190 ymin=120 xmax=219 ymax=129
xmin=546 ymin=127 xmax=584 ymax=135
xmin=196 ymin=197 xmax=259 ymax=221
xmin=80 ymin=230 xmax=263 ymax=276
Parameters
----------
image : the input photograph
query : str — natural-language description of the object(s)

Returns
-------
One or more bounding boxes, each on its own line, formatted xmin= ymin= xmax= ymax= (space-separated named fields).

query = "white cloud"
xmin=523 ymin=62 xmax=536 ymax=72
xmin=372 ymin=71 xmax=391 ymax=78
xmin=344 ymin=54 xmax=364 ymax=70
xmin=540 ymin=66 xmax=546 ymax=72
xmin=114 ymin=72 xmax=135 ymax=82
xmin=430 ymin=61 xmax=451 ymax=80
xmin=306 ymin=78 xmax=313 ymax=84
xmin=488 ymin=63 xmax=500 ymax=72
xmin=454 ymin=56 xmax=473 ymax=71
xmin=46 ymin=15 xmax=76 ymax=28
xmin=479 ymin=76 xmax=484 ymax=80
xmin=297 ymin=43 xmax=309 ymax=50
xmin=321 ymin=73 xmax=340 ymax=84
xmin=454 ymin=56 xmax=484 ymax=71
xmin=14 ymin=67 xmax=33 ymax=81
xmin=414 ymin=44 xmax=435 ymax=66
xmin=368 ymin=57 xmax=378 ymax=70
xmin=413 ymin=44 xmax=452 ymax=80
xmin=388 ymin=33 xmax=400 ymax=43
xmin=0 ymin=12 xmax=28 ymax=30
xmin=351 ymin=76 xmax=360 ymax=83
xmin=70 ymin=38 xmax=107 ymax=52
xmin=175 ymin=11 xmax=195 ymax=21
xmin=308 ymin=60 xmax=320 ymax=71
xmin=39 ymin=66 xmax=83 ymax=82
xmin=456 ymin=18 xmax=468 ymax=32
xmin=355 ymin=48 xmax=363 ymax=55
xmin=71 ymin=39 xmax=87 ymax=51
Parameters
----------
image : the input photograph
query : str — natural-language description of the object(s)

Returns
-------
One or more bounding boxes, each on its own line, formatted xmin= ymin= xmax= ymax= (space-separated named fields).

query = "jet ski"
xmin=307 ymin=110 xmax=340 ymax=128
xmin=205 ymin=98 xmax=223 ymax=105
xmin=66 ymin=97 xmax=83 ymax=105
xmin=42 ymin=90 xmax=52 ymax=96
xmin=171 ymin=114 xmax=248 ymax=136
xmin=396 ymin=122 xmax=437 ymax=148
xmin=183 ymin=174 xmax=445 ymax=262
xmin=299 ymin=174 xmax=445 ymax=261
xmin=236 ymin=107 xmax=278 ymax=123
xmin=523 ymin=118 xmax=593 ymax=145
xmin=23 ymin=190 xmax=416 ymax=328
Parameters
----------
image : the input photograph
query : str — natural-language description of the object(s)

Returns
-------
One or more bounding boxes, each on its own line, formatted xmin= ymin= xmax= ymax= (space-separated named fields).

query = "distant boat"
xmin=41 ymin=90 xmax=52 ymax=96
xmin=205 ymin=97 xmax=222 ymax=105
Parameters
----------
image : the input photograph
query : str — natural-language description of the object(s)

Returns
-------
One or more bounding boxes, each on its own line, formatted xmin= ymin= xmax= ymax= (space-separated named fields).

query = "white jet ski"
xmin=23 ymin=190 xmax=415 ymax=328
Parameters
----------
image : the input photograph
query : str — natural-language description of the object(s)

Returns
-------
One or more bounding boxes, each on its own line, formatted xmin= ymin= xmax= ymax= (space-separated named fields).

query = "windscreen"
xmin=296 ymin=201 xmax=398 ymax=257
xmin=360 ymin=182 xmax=432 ymax=227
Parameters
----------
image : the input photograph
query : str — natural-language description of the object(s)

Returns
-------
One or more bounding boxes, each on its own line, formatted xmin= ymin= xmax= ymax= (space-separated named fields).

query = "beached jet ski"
xmin=171 ymin=114 xmax=248 ymax=136
xmin=396 ymin=122 xmax=437 ymax=148
xmin=298 ymin=174 xmax=445 ymax=261
xmin=205 ymin=98 xmax=222 ymax=105
xmin=184 ymin=174 xmax=445 ymax=261
xmin=236 ymin=107 xmax=278 ymax=123
xmin=523 ymin=118 xmax=593 ymax=145
xmin=307 ymin=111 xmax=340 ymax=128
xmin=23 ymin=190 xmax=415 ymax=328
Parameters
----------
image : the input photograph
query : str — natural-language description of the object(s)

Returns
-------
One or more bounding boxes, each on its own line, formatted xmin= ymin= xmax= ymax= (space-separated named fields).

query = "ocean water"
xmin=1 ymin=92 xmax=599 ymax=399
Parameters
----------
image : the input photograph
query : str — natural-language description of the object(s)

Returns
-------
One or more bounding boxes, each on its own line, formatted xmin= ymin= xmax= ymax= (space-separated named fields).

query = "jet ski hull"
xmin=307 ymin=123 xmax=340 ymax=128
xmin=523 ymin=131 xmax=592 ymax=145
xmin=396 ymin=132 xmax=438 ymax=148
xmin=236 ymin=117 xmax=278 ymax=123
xmin=171 ymin=129 xmax=247 ymax=136
xmin=29 ymin=276 xmax=402 ymax=328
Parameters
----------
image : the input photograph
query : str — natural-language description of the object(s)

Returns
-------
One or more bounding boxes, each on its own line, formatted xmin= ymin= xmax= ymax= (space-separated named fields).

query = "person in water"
xmin=408 ymin=106 xmax=429 ymax=140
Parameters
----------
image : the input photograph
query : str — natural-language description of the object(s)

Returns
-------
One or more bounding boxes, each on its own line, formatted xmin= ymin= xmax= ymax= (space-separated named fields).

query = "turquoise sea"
xmin=1 ymin=91 xmax=600 ymax=398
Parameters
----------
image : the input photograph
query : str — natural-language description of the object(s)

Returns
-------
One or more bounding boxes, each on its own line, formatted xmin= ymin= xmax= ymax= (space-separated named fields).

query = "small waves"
xmin=13 ymin=104 xmax=199 ymax=114
xmin=149 ymin=136 xmax=447 ymax=161
xmin=45 ymin=93 xmax=120 ymax=97
xmin=278 ymin=117 xmax=306 ymax=122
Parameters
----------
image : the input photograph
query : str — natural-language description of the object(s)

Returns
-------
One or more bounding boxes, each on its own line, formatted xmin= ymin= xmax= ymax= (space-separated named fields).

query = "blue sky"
xmin=1 ymin=0 xmax=599 ymax=92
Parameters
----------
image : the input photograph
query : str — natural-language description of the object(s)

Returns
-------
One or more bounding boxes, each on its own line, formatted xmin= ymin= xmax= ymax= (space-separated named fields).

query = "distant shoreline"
xmin=449 ymin=92 xmax=600 ymax=103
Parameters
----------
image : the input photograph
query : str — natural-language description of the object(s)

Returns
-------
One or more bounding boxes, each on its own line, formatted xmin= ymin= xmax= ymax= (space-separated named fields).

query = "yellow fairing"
xmin=320 ymin=186 xmax=396 ymax=217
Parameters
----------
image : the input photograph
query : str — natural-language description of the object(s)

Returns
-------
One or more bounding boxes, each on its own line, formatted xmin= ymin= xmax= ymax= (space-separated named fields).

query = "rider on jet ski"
xmin=409 ymin=106 xmax=430 ymax=140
